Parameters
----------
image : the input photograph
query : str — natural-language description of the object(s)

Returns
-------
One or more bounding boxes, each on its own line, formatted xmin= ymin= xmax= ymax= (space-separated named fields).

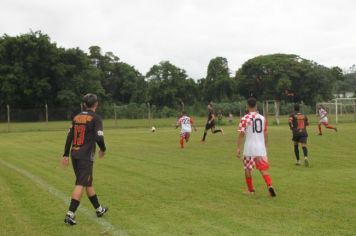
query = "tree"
xmin=235 ymin=54 xmax=338 ymax=105
xmin=146 ymin=61 xmax=198 ymax=108
xmin=203 ymin=57 xmax=235 ymax=102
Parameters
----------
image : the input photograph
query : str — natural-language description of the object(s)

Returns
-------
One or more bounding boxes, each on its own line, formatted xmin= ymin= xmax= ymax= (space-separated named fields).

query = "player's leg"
xmin=293 ymin=141 xmax=301 ymax=165
xmin=318 ymin=122 xmax=323 ymax=135
xmin=185 ymin=132 xmax=191 ymax=143
xmin=65 ymin=159 xmax=84 ymax=225
xmin=324 ymin=123 xmax=337 ymax=132
xmin=86 ymin=187 xmax=108 ymax=217
xmin=211 ymin=125 xmax=223 ymax=134
xmin=84 ymin=160 xmax=108 ymax=217
xmin=202 ymin=123 xmax=209 ymax=142
xmin=180 ymin=133 xmax=185 ymax=148
xmin=301 ymin=140 xmax=309 ymax=167
xmin=243 ymin=156 xmax=255 ymax=193
xmin=255 ymin=157 xmax=276 ymax=197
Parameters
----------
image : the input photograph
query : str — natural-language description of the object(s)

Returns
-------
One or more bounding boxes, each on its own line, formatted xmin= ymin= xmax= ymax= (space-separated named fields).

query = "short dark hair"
xmin=294 ymin=103 xmax=300 ymax=111
xmin=182 ymin=111 xmax=187 ymax=115
xmin=247 ymin=97 xmax=257 ymax=108
xmin=83 ymin=93 xmax=98 ymax=108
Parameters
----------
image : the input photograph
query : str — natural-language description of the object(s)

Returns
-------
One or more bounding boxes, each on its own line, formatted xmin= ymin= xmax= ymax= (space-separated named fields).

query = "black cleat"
xmin=96 ymin=206 xmax=108 ymax=217
xmin=334 ymin=127 xmax=338 ymax=132
xmin=64 ymin=212 xmax=76 ymax=225
xmin=268 ymin=187 xmax=276 ymax=197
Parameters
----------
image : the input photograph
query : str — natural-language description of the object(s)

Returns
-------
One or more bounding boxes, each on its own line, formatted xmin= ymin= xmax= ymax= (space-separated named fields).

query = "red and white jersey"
xmin=318 ymin=108 xmax=328 ymax=119
xmin=318 ymin=108 xmax=328 ymax=123
xmin=177 ymin=115 xmax=194 ymax=133
xmin=238 ymin=112 xmax=267 ymax=156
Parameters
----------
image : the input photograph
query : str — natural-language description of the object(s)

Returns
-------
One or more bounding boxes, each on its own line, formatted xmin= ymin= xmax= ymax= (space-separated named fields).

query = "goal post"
xmin=334 ymin=98 xmax=356 ymax=124
xmin=263 ymin=100 xmax=280 ymax=125
xmin=317 ymin=98 xmax=356 ymax=124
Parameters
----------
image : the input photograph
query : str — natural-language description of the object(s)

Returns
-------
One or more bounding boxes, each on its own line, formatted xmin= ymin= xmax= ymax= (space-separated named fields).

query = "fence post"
xmin=7 ymin=104 xmax=10 ymax=133
xmin=45 ymin=104 xmax=48 ymax=127
xmin=114 ymin=104 xmax=117 ymax=127
xmin=147 ymin=103 xmax=151 ymax=127
xmin=80 ymin=103 xmax=83 ymax=112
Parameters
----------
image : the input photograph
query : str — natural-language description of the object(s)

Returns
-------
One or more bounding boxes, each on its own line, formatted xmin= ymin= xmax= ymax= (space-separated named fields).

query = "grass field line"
xmin=0 ymin=159 xmax=128 ymax=236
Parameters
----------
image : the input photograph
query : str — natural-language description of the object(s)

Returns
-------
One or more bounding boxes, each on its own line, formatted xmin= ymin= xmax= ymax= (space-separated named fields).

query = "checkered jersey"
xmin=177 ymin=115 xmax=193 ymax=133
xmin=238 ymin=112 xmax=267 ymax=156
xmin=318 ymin=108 xmax=327 ymax=119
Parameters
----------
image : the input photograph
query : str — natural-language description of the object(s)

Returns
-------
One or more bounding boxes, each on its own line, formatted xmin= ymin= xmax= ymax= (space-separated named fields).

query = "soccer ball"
xmin=151 ymin=126 xmax=156 ymax=132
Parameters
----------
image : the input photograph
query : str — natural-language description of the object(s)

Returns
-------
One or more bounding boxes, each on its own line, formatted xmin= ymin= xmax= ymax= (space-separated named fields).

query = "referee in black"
xmin=62 ymin=93 xmax=108 ymax=225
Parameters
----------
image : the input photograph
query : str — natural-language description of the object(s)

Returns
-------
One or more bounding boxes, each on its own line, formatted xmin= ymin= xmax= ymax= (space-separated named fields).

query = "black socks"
xmin=88 ymin=194 xmax=100 ymax=209
xmin=69 ymin=199 xmax=80 ymax=213
xmin=302 ymin=146 xmax=308 ymax=157
xmin=213 ymin=130 xmax=222 ymax=134
xmin=294 ymin=145 xmax=300 ymax=161
xmin=202 ymin=131 xmax=207 ymax=141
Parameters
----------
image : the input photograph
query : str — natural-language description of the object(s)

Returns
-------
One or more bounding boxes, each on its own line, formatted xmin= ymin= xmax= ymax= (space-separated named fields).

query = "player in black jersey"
xmin=201 ymin=103 xmax=224 ymax=142
xmin=288 ymin=104 xmax=309 ymax=167
xmin=62 ymin=93 xmax=108 ymax=225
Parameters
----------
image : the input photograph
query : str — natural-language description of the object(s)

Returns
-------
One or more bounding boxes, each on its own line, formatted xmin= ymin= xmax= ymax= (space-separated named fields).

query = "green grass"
xmin=0 ymin=120 xmax=355 ymax=235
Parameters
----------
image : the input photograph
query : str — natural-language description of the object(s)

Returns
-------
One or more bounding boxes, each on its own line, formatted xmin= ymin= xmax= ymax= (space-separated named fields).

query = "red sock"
xmin=245 ymin=177 xmax=254 ymax=192
xmin=326 ymin=125 xmax=334 ymax=129
xmin=180 ymin=138 xmax=184 ymax=148
xmin=263 ymin=175 xmax=272 ymax=187
xmin=318 ymin=124 xmax=322 ymax=134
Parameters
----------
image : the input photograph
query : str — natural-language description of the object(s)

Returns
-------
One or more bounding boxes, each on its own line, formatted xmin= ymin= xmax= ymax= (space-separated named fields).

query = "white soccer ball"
xmin=151 ymin=126 xmax=156 ymax=132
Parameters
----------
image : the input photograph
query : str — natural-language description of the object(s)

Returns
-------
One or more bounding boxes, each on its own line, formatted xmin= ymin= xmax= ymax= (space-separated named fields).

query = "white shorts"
xmin=319 ymin=117 xmax=328 ymax=125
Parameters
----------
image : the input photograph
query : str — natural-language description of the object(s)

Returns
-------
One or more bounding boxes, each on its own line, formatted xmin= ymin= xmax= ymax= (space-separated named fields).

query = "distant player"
xmin=317 ymin=105 xmax=337 ymax=135
xmin=288 ymin=104 xmax=309 ymax=167
xmin=62 ymin=93 xmax=108 ymax=225
xmin=236 ymin=97 xmax=276 ymax=197
xmin=176 ymin=111 xmax=197 ymax=148
xmin=201 ymin=103 xmax=224 ymax=142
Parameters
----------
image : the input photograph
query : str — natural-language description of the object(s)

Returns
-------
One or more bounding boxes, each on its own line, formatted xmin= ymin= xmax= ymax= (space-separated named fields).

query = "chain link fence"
xmin=0 ymin=101 xmax=348 ymax=133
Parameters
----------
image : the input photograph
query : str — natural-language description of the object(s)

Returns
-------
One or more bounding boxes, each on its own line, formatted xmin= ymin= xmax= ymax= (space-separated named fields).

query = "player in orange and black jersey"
xmin=62 ymin=93 xmax=108 ymax=225
xmin=201 ymin=103 xmax=224 ymax=142
xmin=288 ymin=104 xmax=309 ymax=167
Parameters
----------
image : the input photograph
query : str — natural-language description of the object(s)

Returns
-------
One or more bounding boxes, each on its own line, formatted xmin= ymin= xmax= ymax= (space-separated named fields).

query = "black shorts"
xmin=72 ymin=158 xmax=94 ymax=186
xmin=292 ymin=133 xmax=308 ymax=144
xmin=205 ymin=121 xmax=216 ymax=130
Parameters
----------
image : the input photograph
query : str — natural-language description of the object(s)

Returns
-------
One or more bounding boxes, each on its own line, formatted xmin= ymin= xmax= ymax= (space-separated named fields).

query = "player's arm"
xmin=264 ymin=119 xmax=268 ymax=148
xmin=236 ymin=131 xmax=245 ymax=159
xmin=175 ymin=119 xmax=180 ymax=129
xmin=62 ymin=122 xmax=74 ymax=166
xmin=94 ymin=116 xmax=106 ymax=158
xmin=191 ymin=118 xmax=197 ymax=131
xmin=288 ymin=115 xmax=293 ymax=130
xmin=305 ymin=115 xmax=309 ymax=126
xmin=236 ymin=118 xmax=246 ymax=158
xmin=209 ymin=113 xmax=215 ymax=123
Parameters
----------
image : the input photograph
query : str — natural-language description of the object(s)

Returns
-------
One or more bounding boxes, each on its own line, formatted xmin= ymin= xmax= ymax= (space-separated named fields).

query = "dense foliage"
xmin=0 ymin=31 xmax=355 ymax=112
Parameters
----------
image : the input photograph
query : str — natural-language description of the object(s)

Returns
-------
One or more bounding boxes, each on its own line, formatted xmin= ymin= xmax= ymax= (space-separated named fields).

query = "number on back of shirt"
xmin=250 ymin=118 xmax=263 ymax=133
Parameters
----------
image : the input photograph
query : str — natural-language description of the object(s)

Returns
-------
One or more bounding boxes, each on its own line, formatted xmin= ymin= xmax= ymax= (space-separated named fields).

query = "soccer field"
xmin=0 ymin=120 xmax=355 ymax=236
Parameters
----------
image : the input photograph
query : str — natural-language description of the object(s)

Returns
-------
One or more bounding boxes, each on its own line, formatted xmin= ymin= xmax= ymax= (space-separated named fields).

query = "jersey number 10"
xmin=250 ymin=118 xmax=263 ymax=133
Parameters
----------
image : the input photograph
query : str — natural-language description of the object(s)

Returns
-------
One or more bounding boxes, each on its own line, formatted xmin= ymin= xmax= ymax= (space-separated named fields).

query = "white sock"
xmin=67 ymin=211 xmax=74 ymax=217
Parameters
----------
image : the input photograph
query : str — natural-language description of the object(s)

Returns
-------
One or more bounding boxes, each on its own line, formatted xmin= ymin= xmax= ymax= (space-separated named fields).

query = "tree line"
xmin=0 ymin=31 xmax=355 ymax=112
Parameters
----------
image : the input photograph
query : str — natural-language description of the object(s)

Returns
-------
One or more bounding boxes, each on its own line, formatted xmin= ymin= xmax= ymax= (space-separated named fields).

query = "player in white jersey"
xmin=176 ymin=111 xmax=197 ymax=149
xmin=236 ymin=97 xmax=276 ymax=197
xmin=317 ymin=105 xmax=337 ymax=135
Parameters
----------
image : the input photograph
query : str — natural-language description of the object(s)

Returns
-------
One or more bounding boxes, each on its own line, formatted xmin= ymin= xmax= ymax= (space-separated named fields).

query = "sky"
xmin=1 ymin=0 xmax=355 ymax=78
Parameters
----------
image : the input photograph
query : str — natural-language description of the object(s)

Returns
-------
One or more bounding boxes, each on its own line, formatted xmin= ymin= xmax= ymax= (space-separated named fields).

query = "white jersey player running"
xmin=317 ymin=105 xmax=337 ymax=135
xmin=176 ymin=111 xmax=197 ymax=149
xmin=236 ymin=97 xmax=276 ymax=197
